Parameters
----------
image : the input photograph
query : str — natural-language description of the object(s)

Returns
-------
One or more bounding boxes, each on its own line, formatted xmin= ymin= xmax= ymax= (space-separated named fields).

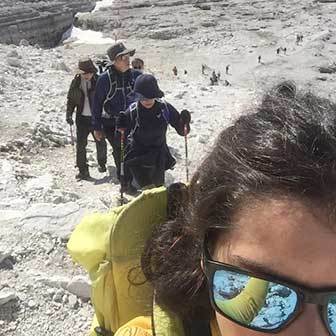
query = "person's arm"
xmin=116 ymin=108 xmax=132 ymax=135
xmin=166 ymin=103 xmax=191 ymax=136
xmin=66 ymin=79 xmax=76 ymax=124
xmin=92 ymin=74 xmax=109 ymax=131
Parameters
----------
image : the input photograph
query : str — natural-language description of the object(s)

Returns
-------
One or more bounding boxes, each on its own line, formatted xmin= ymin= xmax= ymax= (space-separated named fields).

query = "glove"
xmin=180 ymin=109 xmax=191 ymax=125
xmin=66 ymin=117 xmax=74 ymax=126
xmin=116 ymin=112 xmax=128 ymax=130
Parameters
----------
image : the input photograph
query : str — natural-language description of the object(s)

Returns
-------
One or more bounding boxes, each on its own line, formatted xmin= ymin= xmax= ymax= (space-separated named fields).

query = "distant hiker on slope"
xmin=66 ymin=58 xmax=107 ymax=180
xmin=116 ymin=74 xmax=191 ymax=193
xmin=92 ymin=42 xmax=142 ymax=182
xmin=258 ymin=55 xmax=261 ymax=63
xmin=173 ymin=66 xmax=178 ymax=76
xmin=211 ymin=71 xmax=218 ymax=85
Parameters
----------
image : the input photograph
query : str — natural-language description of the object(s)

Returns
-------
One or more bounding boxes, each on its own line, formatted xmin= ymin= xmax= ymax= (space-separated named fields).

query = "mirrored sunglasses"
xmin=203 ymin=230 xmax=336 ymax=335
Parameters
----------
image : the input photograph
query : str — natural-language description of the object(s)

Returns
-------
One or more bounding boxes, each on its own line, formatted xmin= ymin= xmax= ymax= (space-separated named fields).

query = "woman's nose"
xmin=283 ymin=304 xmax=329 ymax=336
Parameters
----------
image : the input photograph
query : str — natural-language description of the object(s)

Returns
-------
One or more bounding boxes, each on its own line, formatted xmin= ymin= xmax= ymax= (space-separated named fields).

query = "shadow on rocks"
xmin=0 ymin=256 xmax=16 ymax=270
xmin=92 ymin=165 xmax=119 ymax=185
xmin=0 ymin=299 xmax=19 ymax=322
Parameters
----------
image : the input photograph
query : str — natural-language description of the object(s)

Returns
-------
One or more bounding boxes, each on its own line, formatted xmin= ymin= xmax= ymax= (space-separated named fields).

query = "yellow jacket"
xmin=115 ymin=316 xmax=221 ymax=336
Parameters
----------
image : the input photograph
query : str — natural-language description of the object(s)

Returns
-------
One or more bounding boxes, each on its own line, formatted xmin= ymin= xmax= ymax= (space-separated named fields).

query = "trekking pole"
xmin=70 ymin=125 xmax=77 ymax=168
xmin=184 ymin=125 xmax=189 ymax=183
xmin=70 ymin=125 xmax=74 ymax=150
xmin=119 ymin=128 xmax=126 ymax=205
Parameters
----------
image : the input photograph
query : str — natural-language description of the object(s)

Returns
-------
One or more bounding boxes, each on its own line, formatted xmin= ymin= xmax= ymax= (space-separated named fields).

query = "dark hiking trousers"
xmin=102 ymin=118 xmax=122 ymax=180
xmin=76 ymin=116 xmax=107 ymax=172
xmin=129 ymin=165 xmax=165 ymax=188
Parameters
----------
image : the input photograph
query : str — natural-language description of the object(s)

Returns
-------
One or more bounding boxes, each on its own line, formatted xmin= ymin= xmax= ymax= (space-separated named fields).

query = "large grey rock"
xmin=0 ymin=290 xmax=17 ymax=306
xmin=19 ymin=202 xmax=85 ymax=239
xmin=37 ymin=275 xmax=71 ymax=289
xmin=51 ymin=61 xmax=71 ymax=73
xmin=6 ymin=58 xmax=22 ymax=68
xmin=0 ymin=1 xmax=96 ymax=47
xmin=66 ymin=276 xmax=91 ymax=300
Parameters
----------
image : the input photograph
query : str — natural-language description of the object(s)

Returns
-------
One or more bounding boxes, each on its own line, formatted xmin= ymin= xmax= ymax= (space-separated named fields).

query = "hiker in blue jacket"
xmin=116 ymin=74 xmax=191 ymax=193
xmin=92 ymin=42 xmax=142 ymax=181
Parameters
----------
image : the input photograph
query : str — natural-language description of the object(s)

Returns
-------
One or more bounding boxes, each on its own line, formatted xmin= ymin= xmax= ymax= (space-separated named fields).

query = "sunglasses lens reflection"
xmin=213 ymin=270 xmax=298 ymax=331
xmin=328 ymin=297 xmax=336 ymax=335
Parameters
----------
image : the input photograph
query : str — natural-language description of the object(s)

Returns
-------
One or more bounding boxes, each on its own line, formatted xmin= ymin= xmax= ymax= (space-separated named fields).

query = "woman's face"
xmin=81 ymin=73 xmax=93 ymax=81
xmin=140 ymin=99 xmax=155 ymax=109
xmin=213 ymin=197 xmax=336 ymax=336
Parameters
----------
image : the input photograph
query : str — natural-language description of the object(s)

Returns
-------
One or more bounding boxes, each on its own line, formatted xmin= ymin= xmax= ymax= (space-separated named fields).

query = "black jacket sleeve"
xmin=66 ymin=78 xmax=77 ymax=119
xmin=166 ymin=103 xmax=189 ymax=136
xmin=122 ymin=108 xmax=133 ymax=135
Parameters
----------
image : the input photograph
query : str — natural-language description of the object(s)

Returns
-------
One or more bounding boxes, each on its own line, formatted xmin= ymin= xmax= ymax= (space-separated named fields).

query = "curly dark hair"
xmin=141 ymin=81 xmax=336 ymax=321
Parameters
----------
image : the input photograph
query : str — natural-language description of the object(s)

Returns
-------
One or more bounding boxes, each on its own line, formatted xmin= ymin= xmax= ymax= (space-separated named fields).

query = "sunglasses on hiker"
xmin=203 ymin=227 xmax=336 ymax=335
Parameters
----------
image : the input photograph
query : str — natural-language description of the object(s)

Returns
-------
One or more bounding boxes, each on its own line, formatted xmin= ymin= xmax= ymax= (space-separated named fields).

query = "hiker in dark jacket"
xmin=66 ymin=58 xmax=107 ymax=180
xmin=92 ymin=43 xmax=142 ymax=181
xmin=132 ymin=58 xmax=145 ymax=72
xmin=116 ymin=74 xmax=191 ymax=193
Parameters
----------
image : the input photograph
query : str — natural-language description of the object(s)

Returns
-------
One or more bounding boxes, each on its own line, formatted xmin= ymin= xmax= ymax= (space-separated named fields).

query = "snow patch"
xmin=93 ymin=0 xmax=114 ymax=12
xmin=62 ymin=0 xmax=115 ymax=45
xmin=69 ymin=26 xmax=114 ymax=45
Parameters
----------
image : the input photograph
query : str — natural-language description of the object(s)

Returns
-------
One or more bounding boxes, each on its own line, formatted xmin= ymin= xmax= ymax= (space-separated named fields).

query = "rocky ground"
xmin=1 ymin=0 xmax=336 ymax=335
xmin=0 ymin=1 xmax=96 ymax=47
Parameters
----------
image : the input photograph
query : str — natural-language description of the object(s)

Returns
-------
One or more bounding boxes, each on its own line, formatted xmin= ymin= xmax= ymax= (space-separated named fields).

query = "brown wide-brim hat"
xmin=78 ymin=58 xmax=97 ymax=74
xmin=107 ymin=42 xmax=135 ymax=61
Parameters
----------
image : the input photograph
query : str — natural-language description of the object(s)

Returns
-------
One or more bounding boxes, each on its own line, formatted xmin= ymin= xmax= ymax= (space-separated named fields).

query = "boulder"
xmin=0 ymin=1 xmax=96 ymax=47
xmin=66 ymin=276 xmax=91 ymax=300
xmin=318 ymin=65 xmax=336 ymax=74
xmin=6 ymin=58 xmax=22 ymax=68
xmin=19 ymin=202 xmax=86 ymax=239
xmin=0 ymin=290 xmax=17 ymax=306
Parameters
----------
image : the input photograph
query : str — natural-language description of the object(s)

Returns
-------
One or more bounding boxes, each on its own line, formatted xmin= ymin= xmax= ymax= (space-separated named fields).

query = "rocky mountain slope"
xmin=1 ymin=0 xmax=336 ymax=335
xmin=0 ymin=1 xmax=96 ymax=47
xmin=77 ymin=0 xmax=333 ymax=44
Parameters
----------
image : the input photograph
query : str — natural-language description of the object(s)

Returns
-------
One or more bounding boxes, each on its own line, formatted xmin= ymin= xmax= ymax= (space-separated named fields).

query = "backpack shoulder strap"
xmin=155 ymin=98 xmax=170 ymax=124
xmin=129 ymin=102 xmax=138 ymax=120
xmin=105 ymin=67 xmax=117 ymax=102
xmin=129 ymin=102 xmax=140 ymax=131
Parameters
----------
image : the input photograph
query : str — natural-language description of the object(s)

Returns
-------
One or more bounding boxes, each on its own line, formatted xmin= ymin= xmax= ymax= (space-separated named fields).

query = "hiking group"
xmin=66 ymin=42 xmax=191 ymax=195
xmin=68 ymin=77 xmax=336 ymax=336
xmin=67 ymin=37 xmax=336 ymax=336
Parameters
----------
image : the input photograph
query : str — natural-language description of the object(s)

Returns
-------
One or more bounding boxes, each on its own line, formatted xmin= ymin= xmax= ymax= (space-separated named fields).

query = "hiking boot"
xmin=98 ymin=164 xmax=107 ymax=173
xmin=125 ymin=184 xmax=139 ymax=196
xmin=76 ymin=170 xmax=90 ymax=180
xmin=120 ymin=183 xmax=138 ymax=196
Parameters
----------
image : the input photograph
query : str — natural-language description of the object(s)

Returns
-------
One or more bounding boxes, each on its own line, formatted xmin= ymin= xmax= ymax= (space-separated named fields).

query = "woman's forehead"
xmin=215 ymin=197 xmax=336 ymax=288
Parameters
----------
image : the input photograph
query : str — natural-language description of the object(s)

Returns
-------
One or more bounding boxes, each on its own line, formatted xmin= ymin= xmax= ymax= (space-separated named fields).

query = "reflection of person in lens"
xmin=113 ymin=81 xmax=336 ymax=336
xmin=216 ymin=278 xmax=269 ymax=324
